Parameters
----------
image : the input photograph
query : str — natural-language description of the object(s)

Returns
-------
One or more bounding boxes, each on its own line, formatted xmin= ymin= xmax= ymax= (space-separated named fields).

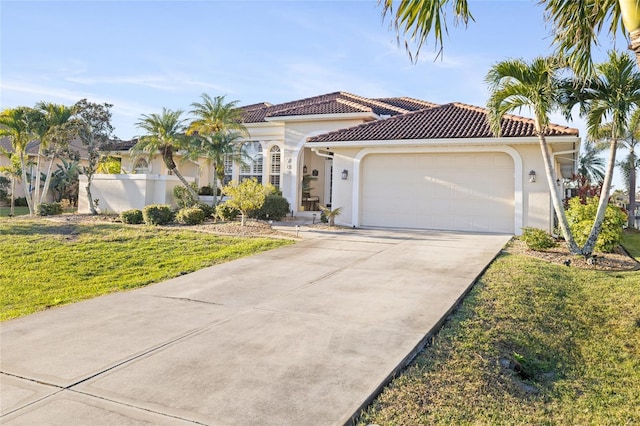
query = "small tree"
xmin=74 ymin=99 xmax=114 ymax=215
xmin=222 ymin=178 xmax=269 ymax=226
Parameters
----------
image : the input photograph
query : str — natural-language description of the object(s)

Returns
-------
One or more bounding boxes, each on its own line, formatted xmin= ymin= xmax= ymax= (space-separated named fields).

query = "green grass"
xmin=0 ymin=206 xmax=30 ymax=217
xmin=358 ymin=230 xmax=640 ymax=425
xmin=0 ymin=219 xmax=293 ymax=321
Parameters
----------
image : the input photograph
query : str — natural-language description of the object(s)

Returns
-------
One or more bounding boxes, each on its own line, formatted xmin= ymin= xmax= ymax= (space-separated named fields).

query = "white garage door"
xmin=361 ymin=153 xmax=514 ymax=233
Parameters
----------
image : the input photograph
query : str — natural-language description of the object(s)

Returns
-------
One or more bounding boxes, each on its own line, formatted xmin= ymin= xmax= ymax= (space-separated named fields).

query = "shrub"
xmin=520 ymin=227 xmax=556 ymax=251
xmin=253 ymin=194 xmax=290 ymax=220
xmin=143 ymin=204 xmax=174 ymax=226
xmin=173 ymin=183 xmax=198 ymax=208
xmin=198 ymin=185 xmax=214 ymax=196
xmin=215 ymin=202 xmax=240 ymax=221
xmin=36 ymin=202 xmax=63 ymax=216
xmin=119 ymin=209 xmax=143 ymax=224
xmin=175 ymin=207 xmax=205 ymax=225
xmin=566 ymin=197 xmax=627 ymax=252
xmin=14 ymin=197 xmax=28 ymax=207
xmin=196 ymin=202 xmax=215 ymax=219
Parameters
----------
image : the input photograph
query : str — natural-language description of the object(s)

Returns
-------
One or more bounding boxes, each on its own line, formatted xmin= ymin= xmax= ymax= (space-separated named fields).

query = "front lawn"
xmin=0 ymin=219 xmax=292 ymax=321
xmin=358 ymin=230 xmax=640 ymax=425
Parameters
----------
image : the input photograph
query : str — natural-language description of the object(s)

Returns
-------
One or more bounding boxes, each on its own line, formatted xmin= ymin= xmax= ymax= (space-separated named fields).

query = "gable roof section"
xmin=308 ymin=102 xmax=578 ymax=143
xmin=373 ymin=97 xmax=437 ymax=112
xmin=241 ymin=91 xmax=416 ymax=123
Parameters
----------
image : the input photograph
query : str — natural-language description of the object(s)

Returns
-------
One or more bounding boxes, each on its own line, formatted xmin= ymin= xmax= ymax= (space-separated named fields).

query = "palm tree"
xmin=618 ymin=107 xmax=640 ymax=228
xmin=0 ymin=148 xmax=22 ymax=216
xmin=486 ymin=56 xmax=581 ymax=254
xmin=577 ymin=139 xmax=606 ymax=184
xmin=575 ymin=51 xmax=640 ymax=249
xmin=0 ymin=107 xmax=38 ymax=214
xmin=133 ymin=108 xmax=198 ymax=200
xmin=34 ymin=102 xmax=75 ymax=205
xmin=381 ymin=0 xmax=640 ymax=74
xmin=188 ymin=94 xmax=248 ymax=205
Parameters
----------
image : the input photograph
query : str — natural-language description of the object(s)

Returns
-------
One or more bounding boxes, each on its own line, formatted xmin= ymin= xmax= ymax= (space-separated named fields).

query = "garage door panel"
xmin=361 ymin=153 xmax=514 ymax=233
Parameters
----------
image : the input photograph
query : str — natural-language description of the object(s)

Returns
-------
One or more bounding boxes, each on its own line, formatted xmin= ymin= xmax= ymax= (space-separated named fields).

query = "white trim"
xmin=351 ymin=146 xmax=524 ymax=234
xmin=308 ymin=135 xmax=579 ymax=148
xmin=265 ymin=112 xmax=378 ymax=123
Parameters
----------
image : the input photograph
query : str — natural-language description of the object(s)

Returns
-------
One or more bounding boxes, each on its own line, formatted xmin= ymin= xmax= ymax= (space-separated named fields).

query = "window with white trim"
xmin=269 ymin=145 xmax=281 ymax=188
xmin=239 ymin=141 xmax=263 ymax=183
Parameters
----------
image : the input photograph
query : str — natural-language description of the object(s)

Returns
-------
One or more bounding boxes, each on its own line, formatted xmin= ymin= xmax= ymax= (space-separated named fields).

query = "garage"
xmin=360 ymin=152 xmax=515 ymax=233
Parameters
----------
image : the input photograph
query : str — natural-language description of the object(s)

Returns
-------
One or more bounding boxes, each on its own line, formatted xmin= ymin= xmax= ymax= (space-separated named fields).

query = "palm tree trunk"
xmin=10 ymin=175 xmax=15 ymax=217
xmin=628 ymin=145 xmax=636 ymax=229
xmin=40 ymin=153 xmax=56 ymax=204
xmin=582 ymin=140 xmax=618 ymax=255
xmin=538 ymin=134 xmax=581 ymax=254
xmin=170 ymin=166 xmax=199 ymax=200
xmin=33 ymin=147 xmax=43 ymax=210
xmin=212 ymin=161 xmax=219 ymax=207
xmin=19 ymin=152 xmax=34 ymax=215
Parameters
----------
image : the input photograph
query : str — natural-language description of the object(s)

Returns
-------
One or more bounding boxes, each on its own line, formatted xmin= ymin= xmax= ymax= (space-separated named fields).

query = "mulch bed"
xmin=504 ymin=238 xmax=640 ymax=271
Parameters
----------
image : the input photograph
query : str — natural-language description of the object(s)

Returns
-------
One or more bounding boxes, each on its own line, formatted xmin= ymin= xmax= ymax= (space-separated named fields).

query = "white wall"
xmin=77 ymin=174 xmax=194 ymax=214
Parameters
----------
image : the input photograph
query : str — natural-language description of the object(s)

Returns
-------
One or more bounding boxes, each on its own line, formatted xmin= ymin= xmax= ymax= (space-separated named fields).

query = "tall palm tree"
xmin=34 ymin=102 xmax=75 ymax=205
xmin=575 ymin=51 xmax=640 ymax=249
xmin=381 ymin=0 xmax=640 ymax=74
xmin=486 ymin=56 xmax=581 ymax=254
xmin=187 ymin=94 xmax=248 ymax=205
xmin=0 ymin=107 xmax=38 ymax=214
xmin=577 ymin=139 xmax=606 ymax=184
xmin=133 ymin=108 xmax=198 ymax=200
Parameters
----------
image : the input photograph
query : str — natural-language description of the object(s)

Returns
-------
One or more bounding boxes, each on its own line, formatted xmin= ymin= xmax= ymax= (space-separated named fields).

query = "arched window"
xmin=133 ymin=158 xmax=149 ymax=173
xmin=239 ymin=141 xmax=263 ymax=183
xmin=269 ymin=146 xmax=281 ymax=188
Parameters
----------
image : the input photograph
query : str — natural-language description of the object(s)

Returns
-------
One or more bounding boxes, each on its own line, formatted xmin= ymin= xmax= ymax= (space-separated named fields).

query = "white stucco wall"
xmin=77 ymin=174 xmax=194 ymax=214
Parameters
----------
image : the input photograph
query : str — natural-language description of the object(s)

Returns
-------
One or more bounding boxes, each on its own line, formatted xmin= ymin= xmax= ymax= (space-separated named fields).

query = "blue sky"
xmin=0 ymin=0 xmax=629 ymax=187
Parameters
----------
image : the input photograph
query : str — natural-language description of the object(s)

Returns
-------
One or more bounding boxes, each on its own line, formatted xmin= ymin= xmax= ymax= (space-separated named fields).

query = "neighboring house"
xmin=93 ymin=91 xmax=581 ymax=235
xmin=0 ymin=136 xmax=90 ymax=202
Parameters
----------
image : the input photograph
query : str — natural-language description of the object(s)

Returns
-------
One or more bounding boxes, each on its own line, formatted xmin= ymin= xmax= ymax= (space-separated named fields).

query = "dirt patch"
xmin=43 ymin=214 xmax=297 ymax=239
xmin=504 ymin=238 xmax=640 ymax=271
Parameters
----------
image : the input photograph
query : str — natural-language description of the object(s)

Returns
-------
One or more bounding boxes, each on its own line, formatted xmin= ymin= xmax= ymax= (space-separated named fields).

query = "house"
xmin=90 ymin=92 xmax=580 ymax=235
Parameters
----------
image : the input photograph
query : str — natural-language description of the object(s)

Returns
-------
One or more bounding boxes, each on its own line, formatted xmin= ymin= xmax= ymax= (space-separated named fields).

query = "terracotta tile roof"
xmin=373 ymin=97 xmax=438 ymax=112
xmin=240 ymin=91 xmax=414 ymax=123
xmin=308 ymin=102 xmax=579 ymax=143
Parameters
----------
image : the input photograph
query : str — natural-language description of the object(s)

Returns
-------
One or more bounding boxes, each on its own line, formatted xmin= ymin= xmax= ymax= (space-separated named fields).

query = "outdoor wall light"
xmin=528 ymin=170 xmax=536 ymax=183
xmin=303 ymin=165 xmax=308 ymax=174
xmin=341 ymin=169 xmax=349 ymax=180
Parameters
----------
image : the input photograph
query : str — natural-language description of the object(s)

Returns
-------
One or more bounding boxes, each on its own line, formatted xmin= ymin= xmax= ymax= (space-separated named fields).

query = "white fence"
xmin=77 ymin=174 xmax=194 ymax=214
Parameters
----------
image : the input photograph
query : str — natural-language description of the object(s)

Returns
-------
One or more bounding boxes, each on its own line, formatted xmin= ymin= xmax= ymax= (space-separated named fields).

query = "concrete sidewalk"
xmin=1 ymin=227 xmax=510 ymax=425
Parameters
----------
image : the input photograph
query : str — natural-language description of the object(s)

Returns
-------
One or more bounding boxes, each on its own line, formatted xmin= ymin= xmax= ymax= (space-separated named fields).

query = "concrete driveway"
xmin=1 ymin=227 xmax=510 ymax=425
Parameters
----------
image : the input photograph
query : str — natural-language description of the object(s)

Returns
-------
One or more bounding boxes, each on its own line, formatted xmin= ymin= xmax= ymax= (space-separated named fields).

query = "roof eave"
xmin=306 ymin=135 xmax=580 ymax=148
xmin=265 ymin=112 xmax=378 ymax=123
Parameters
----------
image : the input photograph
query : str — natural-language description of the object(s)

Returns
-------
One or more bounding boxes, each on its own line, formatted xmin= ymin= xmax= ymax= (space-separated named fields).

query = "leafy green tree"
xmin=573 ymin=51 xmax=640 ymax=248
xmin=50 ymin=158 xmax=80 ymax=205
xmin=222 ymin=178 xmax=270 ymax=226
xmin=381 ymin=0 xmax=640 ymax=74
xmin=486 ymin=56 xmax=581 ymax=254
xmin=187 ymin=94 xmax=247 ymax=205
xmin=133 ymin=108 xmax=198 ymax=201
xmin=0 ymin=107 xmax=39 ymax=214
xmin=74 ymin=99 xmax=114 ymax=215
